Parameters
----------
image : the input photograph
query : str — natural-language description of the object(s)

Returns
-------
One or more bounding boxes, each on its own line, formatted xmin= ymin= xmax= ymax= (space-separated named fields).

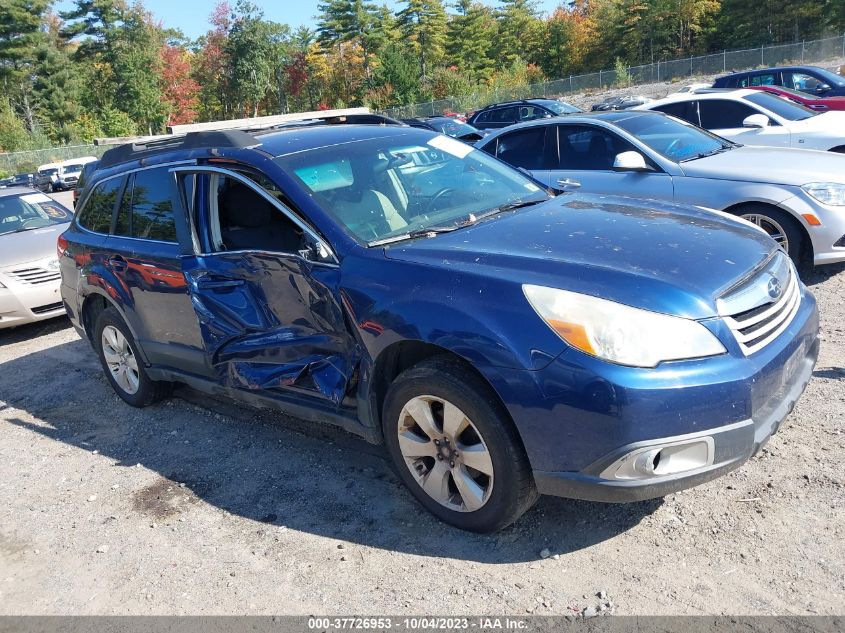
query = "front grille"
xmin=718 ymin=251 xmax=800 ymax=356
xmin=6 ymin=267 xmax=61 ymax=285
xmin=31 ymin=302 xmax=64 ymax=315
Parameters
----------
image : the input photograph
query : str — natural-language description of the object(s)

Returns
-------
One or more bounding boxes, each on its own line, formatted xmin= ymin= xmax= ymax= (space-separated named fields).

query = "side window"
xmin=129 ymin=167 xmax=178 ymax=242
xmin=495 ymin=127 xmax=548 ymax=170
xmin=785 ymin=72 xmax=822 ymax=92
xmin=698 ymin=99 xmax=757 ymax=129
xmin=557 ymin=126 xmax=633 ymax=170
xmin=654 ymin=102 xmax=698 ymax=125
xmin=204 ymin=173 xmax=306 ymax=256
xmin=518 ymin=105 xmax=547 ymax=121
xmin=474 ymin=110 xmax=492 ymax=123
xmin=491 ymin=106 xmax=518 ymax=123
xmin=77 ymin=178 xmax=121 ymax=234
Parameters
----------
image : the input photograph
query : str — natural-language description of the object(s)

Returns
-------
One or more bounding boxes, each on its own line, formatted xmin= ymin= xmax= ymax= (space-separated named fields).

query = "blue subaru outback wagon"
xmin=59 ymin=124 xmax=819 ymax=532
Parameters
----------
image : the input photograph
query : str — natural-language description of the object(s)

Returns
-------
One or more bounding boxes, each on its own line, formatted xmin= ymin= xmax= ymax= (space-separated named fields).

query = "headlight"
xmin=523 ymin=285 xmax=726 ymax=368
xmin=801 ymin=182 xmax=845 ymax=206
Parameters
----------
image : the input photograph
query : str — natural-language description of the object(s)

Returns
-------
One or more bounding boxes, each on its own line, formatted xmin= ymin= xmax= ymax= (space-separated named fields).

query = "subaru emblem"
xmin=767 ymin=276 xmax=782 ymax=299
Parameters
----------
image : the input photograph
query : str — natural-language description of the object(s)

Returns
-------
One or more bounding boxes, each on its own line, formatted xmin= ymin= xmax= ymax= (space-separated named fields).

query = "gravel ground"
xmin=1 ymin=136 xmax=844 ymax=619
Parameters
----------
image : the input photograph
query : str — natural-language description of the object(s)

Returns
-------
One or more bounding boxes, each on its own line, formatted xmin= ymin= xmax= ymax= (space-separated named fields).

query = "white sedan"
xmin=0 ymin=188 xmax=72 ymax=329
xmin=637 ymin=88 xmax=845 ymax=153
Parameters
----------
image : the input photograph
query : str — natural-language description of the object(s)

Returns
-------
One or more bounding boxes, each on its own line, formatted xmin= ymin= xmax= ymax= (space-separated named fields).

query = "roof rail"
xmin=98 ymin=130 xmax=260 ymax=170
xmin=167 ymin=107 xmax=372 ymax=135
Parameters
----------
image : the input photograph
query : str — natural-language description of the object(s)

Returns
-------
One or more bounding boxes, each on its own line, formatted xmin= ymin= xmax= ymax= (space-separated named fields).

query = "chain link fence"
xmin=0 ymin=144 xmax=109 ymax=177
xmin=384 ymin=34 xmax=845 ymax=119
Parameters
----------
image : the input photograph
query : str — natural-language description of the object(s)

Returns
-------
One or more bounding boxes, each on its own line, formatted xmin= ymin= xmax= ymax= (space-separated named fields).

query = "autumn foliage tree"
xmin=160 ymin=45 xmax=199 ymax=126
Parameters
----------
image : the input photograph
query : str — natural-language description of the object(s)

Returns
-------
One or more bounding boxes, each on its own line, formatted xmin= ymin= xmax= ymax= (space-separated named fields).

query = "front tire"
xmin=737 ymin=205 xmax=805 ymax=265
xmin=94 ymin=307 xmax=171 ymax=407
xmin=382 ymin=357 xmax=538 ymax=532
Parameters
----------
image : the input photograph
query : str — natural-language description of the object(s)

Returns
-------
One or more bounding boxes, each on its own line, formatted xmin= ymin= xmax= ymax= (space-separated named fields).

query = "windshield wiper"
xmin=680 ymin=146 xmax=733 ymax=162
xmin=367 ymin=198 xmax=546 ymax=247
xmin=368 ymin=225 xmax=458 ymax=247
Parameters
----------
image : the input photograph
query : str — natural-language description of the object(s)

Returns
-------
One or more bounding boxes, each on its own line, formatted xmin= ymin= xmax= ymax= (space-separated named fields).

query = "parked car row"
xmin=33 ymin=156 xmax=98 ymax=193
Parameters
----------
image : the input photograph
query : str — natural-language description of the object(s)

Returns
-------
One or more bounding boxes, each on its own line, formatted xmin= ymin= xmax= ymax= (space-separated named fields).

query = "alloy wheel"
xmin=742 ymin=213 xmax=789 ymax=253
xmin=101 ymin=325 xmax=140 ymax=395
xmin=396 ymin=395 xmax=494 ymax=512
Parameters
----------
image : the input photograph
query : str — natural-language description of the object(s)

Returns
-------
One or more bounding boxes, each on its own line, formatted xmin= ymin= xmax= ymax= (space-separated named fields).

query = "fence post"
xmin=690 ymin=56 xmax=693 ymax=76
xmin=599 ymin=69 xmax=602 ymax=87
xmin=569 ymin=75 xmax=572 ymax=93
xmin=723 ymin=50 xmax=726 ymax=71
xmin=801 ymin=40 xmax=805 ymax=62
xmin=761 ymin=44 xmax=764 ymax=66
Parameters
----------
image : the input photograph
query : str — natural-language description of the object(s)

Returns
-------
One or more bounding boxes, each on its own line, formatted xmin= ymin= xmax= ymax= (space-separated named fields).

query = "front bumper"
xmin=0 ymin=271 xmax=66 ymax=330
xmin=486 ymin=286 xmax=819 ymax=502
xmin=781 ymin=193 xmax=845 ymax=265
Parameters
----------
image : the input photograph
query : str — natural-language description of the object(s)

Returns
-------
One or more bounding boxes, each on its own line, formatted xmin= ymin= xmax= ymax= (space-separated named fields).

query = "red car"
xmin=747 ymin=85 xmax=845 ymax=111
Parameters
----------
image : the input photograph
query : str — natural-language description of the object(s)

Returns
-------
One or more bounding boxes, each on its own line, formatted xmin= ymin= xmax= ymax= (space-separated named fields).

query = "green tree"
xmin=494 ymin=0 xmax=543 ymax=68
xmin=0 ymin=97 xmax=30 ymax=151
xmin=446 ymin=0 xmax=497 ymax=82
xmin=226 ymin=0 xmax=274 ymax=117
xmin=373 ymin=42 xmax=421 ymax=105
xmin=397 ymin=0 xmax=448 ymax=80
xmin=32 ymin=40 xmax=82 ymax=142
xmin=317 ymin=0 xmax=391 ymax=81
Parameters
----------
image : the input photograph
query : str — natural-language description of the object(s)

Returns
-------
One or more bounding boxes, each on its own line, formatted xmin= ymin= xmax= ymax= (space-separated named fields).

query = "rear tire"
xmin=736 ymin=205 xmax=806 ymax=265
xmin=382 ymin=356 xmax=538 ymax=532
xmin=94 ymin=307 xmax=171 ymax=407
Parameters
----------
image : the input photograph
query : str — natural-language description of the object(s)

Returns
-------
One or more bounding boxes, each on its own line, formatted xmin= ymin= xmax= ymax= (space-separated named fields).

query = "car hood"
xmin=0 ymin=223 xmax=68 ymax=269
xmin=383 ymin=194 xmax=777 ymax=320
xmin=680 ymin=145 xmax=845 ymax=185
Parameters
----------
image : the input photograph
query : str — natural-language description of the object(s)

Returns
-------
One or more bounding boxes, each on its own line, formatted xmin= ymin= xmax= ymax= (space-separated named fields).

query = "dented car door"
xmin=176 ymin=167 xmax=359 ymax=407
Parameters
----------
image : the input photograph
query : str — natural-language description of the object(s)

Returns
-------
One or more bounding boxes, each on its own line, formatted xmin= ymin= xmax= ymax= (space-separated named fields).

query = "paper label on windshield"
xmin=21 ymin=193 xmax=51 ymax=204
xmin=427 ymin=134 xmax=472 ymax=158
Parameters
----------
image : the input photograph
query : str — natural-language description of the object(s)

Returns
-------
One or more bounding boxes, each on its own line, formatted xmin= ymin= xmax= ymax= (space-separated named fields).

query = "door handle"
xmin=194 ymin=277 xmax=244 ymax=291
xmin=556 ymin=178 xmax=582 ymax=189
xmin=108 ymin=255 xmax=127 ymax=271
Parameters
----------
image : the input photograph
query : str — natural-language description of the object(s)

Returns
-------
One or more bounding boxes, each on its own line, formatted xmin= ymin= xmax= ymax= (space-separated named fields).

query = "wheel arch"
xmin=721 ymin=200 xmax=813 ymax=262
xmin=80 ymin=290 xmax=151 ymax=365
xmin=364 ymin=340 xmax=524 ymax=453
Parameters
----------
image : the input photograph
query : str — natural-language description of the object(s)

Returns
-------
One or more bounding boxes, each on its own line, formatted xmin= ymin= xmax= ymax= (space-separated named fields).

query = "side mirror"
xmin=612 ymin=151 xmax=651 ymax=172
xmin=815 ymin=83 xmax=831 ymax=94
xmin=742 ymin=114 xmax=770 ymax=128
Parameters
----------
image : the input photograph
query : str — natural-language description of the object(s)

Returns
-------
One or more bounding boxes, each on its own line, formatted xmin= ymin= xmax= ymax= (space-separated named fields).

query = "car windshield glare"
xmin=432 ymin=119 xmax=478 ymax=137
xmin=613 ymin=114 xmax=730 ymax=162
xmin=0 ymin=194 xmax=71 ymax=235
xmin=743 ymin=92 xmax=817 ymax=120
xmin=275 ymin=131 xmax=549 ymax=245
xmin=544 ymin=101 xmax=580 ymax=114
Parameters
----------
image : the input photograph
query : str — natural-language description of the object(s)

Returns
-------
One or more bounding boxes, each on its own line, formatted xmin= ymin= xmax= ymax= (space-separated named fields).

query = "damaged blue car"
xmin=59 ymin=123 xmax=819 ymax=532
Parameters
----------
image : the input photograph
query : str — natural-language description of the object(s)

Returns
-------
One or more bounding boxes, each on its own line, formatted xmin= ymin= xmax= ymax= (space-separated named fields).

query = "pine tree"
xmin=397 ymin=0 xmax=448 ymax=80
xmin=226 ymin=0 xmax=275 ymax=117
xmin=494 ymin=0 xmax=543 ymax=68
xmin=446 ymin=0 xmax=497 ymax=82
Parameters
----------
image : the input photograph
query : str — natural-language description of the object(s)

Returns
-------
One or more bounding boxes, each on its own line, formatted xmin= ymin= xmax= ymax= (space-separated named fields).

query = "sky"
xmin=54 ymin=0 xmax=564 ymax=40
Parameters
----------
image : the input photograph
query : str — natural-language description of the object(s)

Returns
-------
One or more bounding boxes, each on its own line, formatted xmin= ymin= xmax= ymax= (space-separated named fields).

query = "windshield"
xmin=63 ymin=164 xmax=83 ymax=172
xmin=612 ymin=113 xmax=732 ymax=162
xmin=0 ymin=193 xmax=72 ymax=236
xmin=429 ymin=119 xmax=479 ymax=138
xmin=743 ymin=92 xmax=817 ymax=120
xmin=275 ymin=130 xmax=549 ymax=244
xmin=39 ymin=168 xmax=59 ymax=176
xmin=542 ymin=100 xmax=580 ymax=115
xmin=813 ymin=67 xmax=845 ymax=88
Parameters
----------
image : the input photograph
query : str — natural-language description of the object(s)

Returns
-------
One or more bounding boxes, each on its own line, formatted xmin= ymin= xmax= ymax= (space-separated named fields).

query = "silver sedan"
xmin=0 ymin=188 xmax=72 ymax=329
xmin=477 ymin=111 xmax=845 ymax=266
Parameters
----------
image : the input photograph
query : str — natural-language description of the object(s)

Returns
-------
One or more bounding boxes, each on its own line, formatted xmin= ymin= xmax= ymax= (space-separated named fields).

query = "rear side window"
xmin=698 ymin=99 xmax=757 ymax=128
xmin=77 ymin=178 xmax=122 ymax=234
xmin=654 ymin=101 xmax=699 ymax=125
xmin=738 ymin=72 xmax=778 ymax=87
xmin=128 ymin=168 xmax=178 ymax=242
xmin=496 ymin=127 xmax=548 ymax=170
xmin=491 ymin=107 xmax=518 ymax=123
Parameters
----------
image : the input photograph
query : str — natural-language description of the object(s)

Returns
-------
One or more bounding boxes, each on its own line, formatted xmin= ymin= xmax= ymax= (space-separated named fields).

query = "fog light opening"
xmin=600 ymin=436 xmax=715 ymax=481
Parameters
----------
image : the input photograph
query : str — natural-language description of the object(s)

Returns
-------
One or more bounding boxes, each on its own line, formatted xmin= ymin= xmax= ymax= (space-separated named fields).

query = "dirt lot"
xmin=0 ymin=250 xmax=843 ymax=615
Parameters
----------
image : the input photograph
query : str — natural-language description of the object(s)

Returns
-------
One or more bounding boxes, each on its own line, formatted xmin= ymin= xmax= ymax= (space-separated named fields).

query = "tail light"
xmin=57 ymin=233 xmax=69 ymax=258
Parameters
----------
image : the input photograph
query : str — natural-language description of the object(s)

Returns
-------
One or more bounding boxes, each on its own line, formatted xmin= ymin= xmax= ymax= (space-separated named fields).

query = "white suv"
xmin=637 ymin=89 xmax=845 ymax=153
